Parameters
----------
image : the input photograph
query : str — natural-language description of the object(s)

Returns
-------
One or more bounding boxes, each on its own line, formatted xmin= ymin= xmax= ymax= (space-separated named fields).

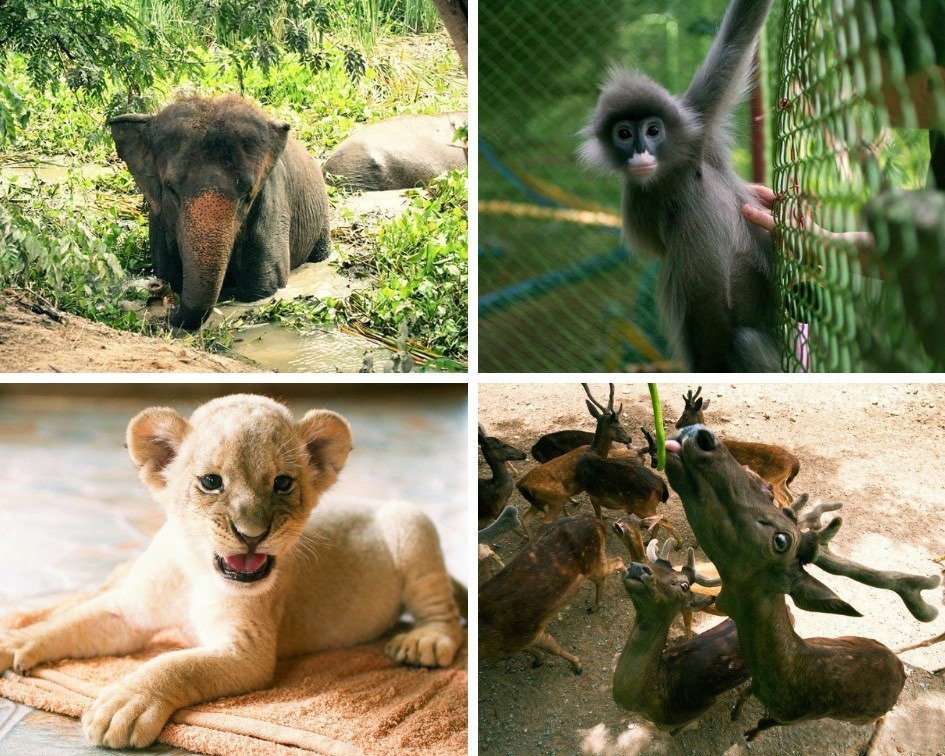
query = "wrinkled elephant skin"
xmin=109 ymin=95 xmax=331 ymax=329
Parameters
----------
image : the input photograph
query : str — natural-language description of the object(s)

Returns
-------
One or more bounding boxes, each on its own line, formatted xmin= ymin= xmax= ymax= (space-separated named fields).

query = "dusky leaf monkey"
xmin=580 ymin=0 xmax=779 ymax=372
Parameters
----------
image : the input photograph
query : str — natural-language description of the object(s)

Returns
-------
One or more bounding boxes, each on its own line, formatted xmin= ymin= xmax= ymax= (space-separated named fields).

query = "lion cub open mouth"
xmin=215 ymin=552 xmax=274 ymax=583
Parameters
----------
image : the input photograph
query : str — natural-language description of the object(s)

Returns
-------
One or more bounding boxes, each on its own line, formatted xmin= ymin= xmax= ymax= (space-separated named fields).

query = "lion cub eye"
xmin=197 ymin=474 xmax=223 ymax=493
xmin=273 ymin=475 xmax=294 ymax=493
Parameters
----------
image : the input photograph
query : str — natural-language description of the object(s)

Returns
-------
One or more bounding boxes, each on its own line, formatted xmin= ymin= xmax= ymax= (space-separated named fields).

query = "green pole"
xmin=648 ymin=383 xmax=666 ymax=471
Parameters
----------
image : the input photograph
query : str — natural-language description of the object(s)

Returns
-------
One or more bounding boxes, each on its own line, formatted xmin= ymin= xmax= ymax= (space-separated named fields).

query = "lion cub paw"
xmin=82 ymin=681 xmax=174 ymax=749
xmin=0 ymin=629 xmax=44 ymax=675
xmin=385 ymin=625 xmax=458 ymax=667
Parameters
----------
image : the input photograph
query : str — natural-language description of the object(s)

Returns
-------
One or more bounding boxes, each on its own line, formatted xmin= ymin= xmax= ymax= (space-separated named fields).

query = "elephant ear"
xmin=268 ymin=119 xmax=291 ymax=157
xmin=109 ymin=114 xmax=162 ymax=214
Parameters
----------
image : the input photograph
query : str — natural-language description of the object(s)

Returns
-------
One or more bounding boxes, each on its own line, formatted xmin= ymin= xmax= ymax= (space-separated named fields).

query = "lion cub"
xmin=0 ymin=394 xmax=463 ymax=748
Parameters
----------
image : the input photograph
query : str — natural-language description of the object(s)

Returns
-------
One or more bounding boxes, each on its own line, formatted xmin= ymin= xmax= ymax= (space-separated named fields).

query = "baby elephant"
xmin=110 ymin=95 xmax=331 ymax=329
xmin=324 ymin=112 xmax=467 ymax=191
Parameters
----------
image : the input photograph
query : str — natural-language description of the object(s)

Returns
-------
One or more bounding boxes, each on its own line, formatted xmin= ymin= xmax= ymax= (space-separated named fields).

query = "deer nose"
xmin=230 ymin=521 xmax=271 ymax=552
xmin=694 ymin=427 xmax=717 ymax=452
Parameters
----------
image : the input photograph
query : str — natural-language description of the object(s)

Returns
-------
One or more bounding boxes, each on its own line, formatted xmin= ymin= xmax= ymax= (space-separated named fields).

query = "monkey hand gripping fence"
xmin=775 ymin=0 xmax=945 ymax=371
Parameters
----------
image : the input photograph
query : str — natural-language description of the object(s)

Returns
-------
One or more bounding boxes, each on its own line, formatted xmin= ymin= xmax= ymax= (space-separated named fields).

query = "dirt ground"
xmin=478 ymin=383 xmax=945 ymax=756
xmin=0 ymin=292 xmax=257 ymax=372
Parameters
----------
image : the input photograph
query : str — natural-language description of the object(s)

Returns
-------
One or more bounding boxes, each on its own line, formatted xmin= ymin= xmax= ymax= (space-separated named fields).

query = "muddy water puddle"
xmin=207 ymin=190 xmax=415 ymax=373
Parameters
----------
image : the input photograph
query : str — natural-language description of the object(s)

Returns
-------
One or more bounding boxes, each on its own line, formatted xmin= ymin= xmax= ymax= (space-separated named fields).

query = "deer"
xmin=675 ymin=387 xmax=800 ymax=507
xmin=516 ymin=384 xmax=632 ymax=529
xmin=478 ymin=424 xmax=526 ymax=519
xmin=612 ymin=534 xmax=749 ymax=733
xmin=663 ymin=424 xmax=941 ymax=745
xmin=615 ymin=514 xmax=722 ymax=638
xmin=575 ymin=418 xmax=678 ymax=536
xmin=479 ymin=514 xmax=624 ymax=674
xmin=532 ymin=429 xmax=651 ymax=464
xmin=478 ymin=505 xmax=522 ymax=581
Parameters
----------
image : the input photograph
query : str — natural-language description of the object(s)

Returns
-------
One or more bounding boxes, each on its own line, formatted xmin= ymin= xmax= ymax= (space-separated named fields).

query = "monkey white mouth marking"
xmin=215 ymin=553 xmax=274 ymax=582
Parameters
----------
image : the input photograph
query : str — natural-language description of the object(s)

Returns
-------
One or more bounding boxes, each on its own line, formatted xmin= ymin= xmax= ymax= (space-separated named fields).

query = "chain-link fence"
xmin=479 ymin=0 xmax=945 ymax=372
xmin=776 ymin=0 xmax=945 ymax=371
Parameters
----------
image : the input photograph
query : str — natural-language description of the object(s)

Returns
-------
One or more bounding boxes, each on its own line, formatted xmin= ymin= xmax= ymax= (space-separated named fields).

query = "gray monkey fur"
xmin=580 ymin=0 xmax=780 ymax=372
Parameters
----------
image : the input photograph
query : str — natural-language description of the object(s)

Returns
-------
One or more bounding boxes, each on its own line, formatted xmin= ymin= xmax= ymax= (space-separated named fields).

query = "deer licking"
xmin=664 ymin=424 xmax=940 ymax=743
xmin=675 ymin=387 xmax=800 ymax=507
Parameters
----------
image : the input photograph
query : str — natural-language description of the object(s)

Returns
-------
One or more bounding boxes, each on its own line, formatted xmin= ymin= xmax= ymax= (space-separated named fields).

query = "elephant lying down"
xmin=109 ymin=95 xmax=330 ymax=329
xmin=323 ymin=112 xmax=467 ymax=192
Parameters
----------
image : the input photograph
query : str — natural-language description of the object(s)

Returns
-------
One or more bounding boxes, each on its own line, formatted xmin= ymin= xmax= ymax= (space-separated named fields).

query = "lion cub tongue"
xmin=224 ymin=553 xmax=267 ymax=573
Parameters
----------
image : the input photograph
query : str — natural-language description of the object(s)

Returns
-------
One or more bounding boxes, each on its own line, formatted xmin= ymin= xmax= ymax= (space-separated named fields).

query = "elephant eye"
xmin=273 ymin=475 xmax=294 ymax=493
xmin=197 ymin=474 xmax=223 ymax=493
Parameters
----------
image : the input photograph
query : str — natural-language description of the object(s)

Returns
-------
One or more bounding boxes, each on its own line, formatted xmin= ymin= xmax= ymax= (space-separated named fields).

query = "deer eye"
xmin=679 ymin=581 xmax=690 ymax=592
xmin=197 ymin=474 xmax=223 ymax=492
xmin=773 ymin=532 xmax=791 ymax=552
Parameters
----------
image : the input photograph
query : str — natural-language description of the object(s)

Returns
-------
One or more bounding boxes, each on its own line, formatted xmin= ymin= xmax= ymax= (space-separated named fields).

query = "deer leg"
xmin=589 ymin=497 xmax=603 ymax=521
xmin=588 ymin=577 xmax=606 ymax=613
xmin=681 ymin=608 xmax=693 ymax=639
xmin=730 ymin=683 xmax=754 ymax=721
xmin=531 ymin=632 xmax=582 ymax=675
xmin=862 ymin=716 xmax=886 ymax=756
xmin=744 ymin=717 xmax=779 ymax=741
xmin=524 ymin=648 xmax=544 ymax=668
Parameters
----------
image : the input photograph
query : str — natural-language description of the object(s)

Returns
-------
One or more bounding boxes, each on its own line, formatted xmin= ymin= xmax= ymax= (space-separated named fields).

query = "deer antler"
xmin=801 ymin=513 xmax=941 ymax=622
xmin=582 ymin=383 xmax=607 ymax=412
xmin=657 ymin=538 xmax=676 ymax=565
xmin=645 ymin=538 xmax=659 ymax=563
xmin=788 ymin=494 xmax=843 ymax=531
xmin=682 ymin=548 xmax=723 ymax=587
xmin=683 ymin=386 xmax=702 ymax=408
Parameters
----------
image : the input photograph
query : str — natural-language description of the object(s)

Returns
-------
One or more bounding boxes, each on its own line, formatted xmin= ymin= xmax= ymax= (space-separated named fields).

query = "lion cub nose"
xmin=230 ymin=521 xmax=271 ymax=552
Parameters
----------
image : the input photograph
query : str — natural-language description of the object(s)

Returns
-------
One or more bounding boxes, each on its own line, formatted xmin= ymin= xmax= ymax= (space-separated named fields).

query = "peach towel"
xmin=0 ymin=598 xmax=467 ymax=756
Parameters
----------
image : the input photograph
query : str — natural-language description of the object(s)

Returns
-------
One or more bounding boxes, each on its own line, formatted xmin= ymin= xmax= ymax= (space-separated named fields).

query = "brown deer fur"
xmin=516 ymin=384 xmax=632 ymax=526
xmin=612 ymin=536 xmax=747 ymax=731
xmin=479 ymin=515 xmax=623 ymax=674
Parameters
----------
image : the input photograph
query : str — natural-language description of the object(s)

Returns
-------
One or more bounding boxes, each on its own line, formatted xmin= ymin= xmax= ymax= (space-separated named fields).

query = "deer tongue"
xmin=224 ymin=553 xmax=268 ymax=574
xmin=665 ymin=439 xmax=682 ymax=454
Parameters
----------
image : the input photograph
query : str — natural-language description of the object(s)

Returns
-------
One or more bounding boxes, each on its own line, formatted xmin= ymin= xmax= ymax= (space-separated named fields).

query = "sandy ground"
xmin=478 ymin=383 xmax=945 ymax=756
xmin=0 ymin=292 xmax=257 ymax=372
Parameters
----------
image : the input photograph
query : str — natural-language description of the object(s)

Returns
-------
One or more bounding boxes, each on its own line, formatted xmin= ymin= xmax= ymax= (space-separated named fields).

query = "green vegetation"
xmin=0 ymin=0 xmax=466 ymax=367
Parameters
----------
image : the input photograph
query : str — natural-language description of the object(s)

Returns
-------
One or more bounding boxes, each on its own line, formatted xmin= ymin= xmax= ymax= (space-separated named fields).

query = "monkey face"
xmin=610 ymin=117 xmax=665 ymax=181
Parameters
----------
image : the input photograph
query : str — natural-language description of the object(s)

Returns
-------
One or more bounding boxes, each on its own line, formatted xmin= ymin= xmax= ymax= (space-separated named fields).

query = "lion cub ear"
xmin=127 ymin=407 xmax=190 ymax=490
xmin=297 ymin=410 xmax=352 ymax=484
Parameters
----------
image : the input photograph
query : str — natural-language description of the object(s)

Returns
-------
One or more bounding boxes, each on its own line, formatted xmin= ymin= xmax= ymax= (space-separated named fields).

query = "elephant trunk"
xmin=171 ymin=189 xmax=239 ymax=329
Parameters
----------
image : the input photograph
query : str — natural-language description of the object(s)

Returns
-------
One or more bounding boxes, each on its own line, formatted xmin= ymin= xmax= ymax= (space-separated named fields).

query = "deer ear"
xmin=688 ymin=591 xmax=716 ymax=612
xmin=790 ymin=571 xmax=862 ymax=616
xmin=702 ymin=399 xmax=710 ymax=410
xmin=586 ymin=400 xmax=602 ymax=419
